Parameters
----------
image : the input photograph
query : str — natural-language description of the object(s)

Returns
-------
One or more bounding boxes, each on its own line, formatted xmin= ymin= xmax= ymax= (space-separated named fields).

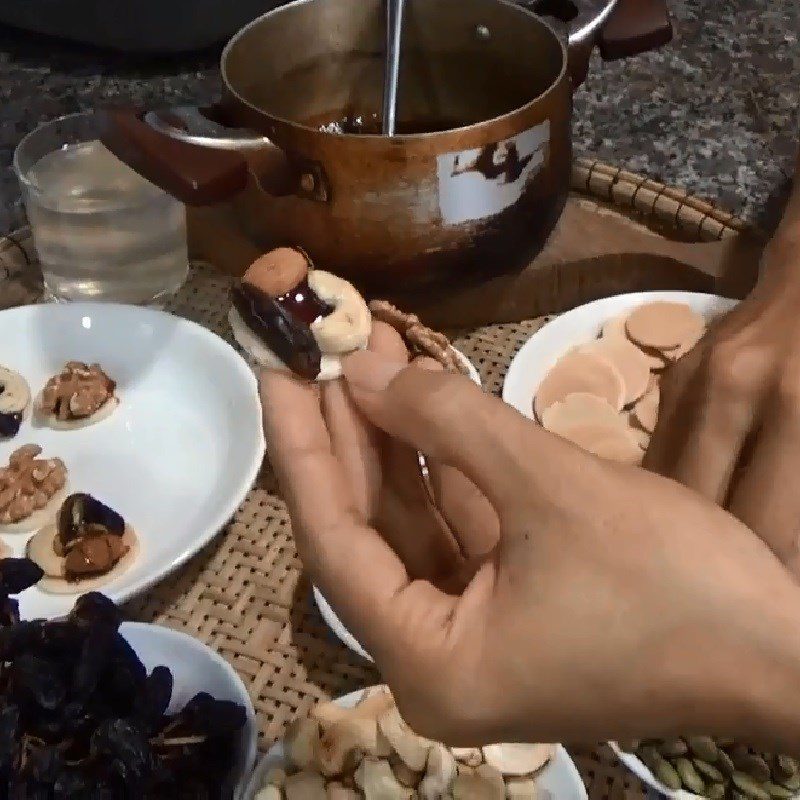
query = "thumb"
xmin=342 ymin=349 xmax=548 ymax=512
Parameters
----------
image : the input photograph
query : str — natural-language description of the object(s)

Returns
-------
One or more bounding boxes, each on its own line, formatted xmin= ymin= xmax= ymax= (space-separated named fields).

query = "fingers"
xmin=727 ymin=389 xmax=800 ymax=571
xmin=412 ymin=357 xmax=500 ymax=558
xmin=645 ymin=349 xmax=755 ymax=503
xmin=342 ymin=349 xmax=571 ymax=513
xmin=259 ymin=369 xmax=410 ymax=632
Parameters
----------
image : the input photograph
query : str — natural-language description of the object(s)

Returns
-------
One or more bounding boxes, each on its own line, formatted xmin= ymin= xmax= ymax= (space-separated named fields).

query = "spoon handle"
xmin=381 ymin=0 xmax=405 ymax=136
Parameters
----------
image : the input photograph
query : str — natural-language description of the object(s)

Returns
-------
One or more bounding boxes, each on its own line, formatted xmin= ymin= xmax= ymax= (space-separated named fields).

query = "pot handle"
xmin=101 ymin=107 xmax=256 ymax=205
xmin=566 ymin=0 xmax=672 ymax=87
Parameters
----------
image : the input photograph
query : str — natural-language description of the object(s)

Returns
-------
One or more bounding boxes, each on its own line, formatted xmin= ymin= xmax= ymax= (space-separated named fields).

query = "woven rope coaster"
xmin=0 ymin=160 xmax=752 ymax=800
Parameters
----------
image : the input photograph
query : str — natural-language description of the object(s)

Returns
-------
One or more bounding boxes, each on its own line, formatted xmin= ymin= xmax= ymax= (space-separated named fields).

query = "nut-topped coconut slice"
xmin=0 ymin=444 xmax=68 ymax=534
xmin=36 ymin=361 xmax=118 ymax=430
xmin=26 ymin=493 xmax=139 ymax=593
xmin=0 ymin=366 xmax=31 ymax=439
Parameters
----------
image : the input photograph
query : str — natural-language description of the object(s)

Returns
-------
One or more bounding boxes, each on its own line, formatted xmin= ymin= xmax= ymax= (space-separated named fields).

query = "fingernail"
xmin=343 ymin=350 xmax=405 ymax=392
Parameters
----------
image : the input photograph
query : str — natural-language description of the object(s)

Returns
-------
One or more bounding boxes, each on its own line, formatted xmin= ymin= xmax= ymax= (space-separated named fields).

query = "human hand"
xmin=261 ymin=344 xmax=800 ymax=754
xmin=645 ymin=150 xmax=800 ymax=573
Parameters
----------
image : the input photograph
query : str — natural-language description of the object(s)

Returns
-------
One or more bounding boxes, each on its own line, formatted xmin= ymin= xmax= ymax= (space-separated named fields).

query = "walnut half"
xmin=40 ymin=362 xmax=116 ymax=421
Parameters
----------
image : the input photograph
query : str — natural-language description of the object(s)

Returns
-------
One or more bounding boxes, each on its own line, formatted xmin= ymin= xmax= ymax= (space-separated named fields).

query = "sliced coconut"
xmin=378 ymin=707 xmax=431 ymax=772
xmin=26 ymin=523 xmax=139 ymax=594
xmin=481 ymin=744 xmax=555 ymax=778
xmin=36 ymin=395 xmax=119 ymax=431
xmin=419 ymin=745 xmax=457 ymax=800
xmin=581 ymin=337 xmax=651 ymax=406
xmin=533 ymin=351 xmax=624 ymax=421
xmin=451 ymin=770 xmax=504 ymax=800
xmin=625 ymin=301 xmax=705 ymax=352
xmin=450 ymin=748 xmax=483 ymax=768
xmin=632 ymin=386 xmax=660 ymax=434
xmin=540 ymin=392 xmax=622 ymax=434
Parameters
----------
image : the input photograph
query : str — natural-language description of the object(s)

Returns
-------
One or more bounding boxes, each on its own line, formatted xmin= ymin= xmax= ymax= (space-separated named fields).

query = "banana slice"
xmin=0 ymin=366 xmax=31 ymax=438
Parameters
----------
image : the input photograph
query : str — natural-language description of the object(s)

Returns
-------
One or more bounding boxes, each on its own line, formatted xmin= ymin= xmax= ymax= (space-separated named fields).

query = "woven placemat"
xmin=0 ymin=159 xmax=753 ymax=800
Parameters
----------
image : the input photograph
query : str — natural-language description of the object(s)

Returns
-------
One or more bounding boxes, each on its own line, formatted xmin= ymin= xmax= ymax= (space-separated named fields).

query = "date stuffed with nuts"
xmin=36 ymin=361 xmax=118 ymax=430
xmin=0 ymin=558 xmax=247 ymax=798
xmin=0 ymin=444 xmax=67 ymax=534
xmin=26 ymin=492 xmax=139 ymax=594
xmin=229 ymin=248 xmax=469 ymax=381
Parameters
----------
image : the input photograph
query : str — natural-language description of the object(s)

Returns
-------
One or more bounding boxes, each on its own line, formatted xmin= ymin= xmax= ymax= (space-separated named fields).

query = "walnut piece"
xmin=40 ymin=362 xmax=116 ymax=421
xmin=368 ymin=301 xmax=469 ymax=376
xmin=0 ymin=444 xmax=67 ymax=524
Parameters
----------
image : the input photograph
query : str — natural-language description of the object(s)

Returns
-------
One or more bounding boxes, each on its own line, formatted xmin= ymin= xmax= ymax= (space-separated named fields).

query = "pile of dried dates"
xmin=0 ymin=558 xmax=246 ymax=798
xmin=622 ymin=737 xmax=800 ymax=799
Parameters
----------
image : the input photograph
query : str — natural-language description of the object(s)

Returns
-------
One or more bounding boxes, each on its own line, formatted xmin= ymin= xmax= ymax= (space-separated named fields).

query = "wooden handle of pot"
xmin=598 ymin=0 xmax=673 ymax=60
xmin=101 ymin=108 xmax=249 ymax=206
xmin=567 ymin=0 xmax=672 ymax=86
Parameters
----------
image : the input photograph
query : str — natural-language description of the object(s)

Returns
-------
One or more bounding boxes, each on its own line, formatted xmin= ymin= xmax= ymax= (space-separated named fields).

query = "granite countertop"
xmin=0 ymin=0 xmax=797 ymax=236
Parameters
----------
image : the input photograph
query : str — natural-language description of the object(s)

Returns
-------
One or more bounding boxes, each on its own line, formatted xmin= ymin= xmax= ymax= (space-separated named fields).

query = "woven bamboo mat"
xmin=0 ymin=158 xmax=753 ymax=800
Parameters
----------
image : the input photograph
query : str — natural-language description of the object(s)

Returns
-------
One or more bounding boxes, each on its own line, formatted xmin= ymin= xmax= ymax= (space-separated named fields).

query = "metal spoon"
xmin=381 ymin=0 xmax=405 ymax=136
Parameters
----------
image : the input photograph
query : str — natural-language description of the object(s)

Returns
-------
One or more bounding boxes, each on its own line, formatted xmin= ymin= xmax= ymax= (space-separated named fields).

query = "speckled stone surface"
xmin=0 ymin=0 xmax=797 ymax=235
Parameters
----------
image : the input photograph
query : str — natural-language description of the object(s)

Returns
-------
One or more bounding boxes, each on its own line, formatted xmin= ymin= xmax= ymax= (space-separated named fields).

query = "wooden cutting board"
xmin=187 ymin=159 xmax=766 ymax=328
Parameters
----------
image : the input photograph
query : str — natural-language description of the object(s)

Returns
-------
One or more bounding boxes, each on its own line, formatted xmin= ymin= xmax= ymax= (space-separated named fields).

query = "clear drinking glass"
xmin=13 ymin=112 xmax=189 ymax=305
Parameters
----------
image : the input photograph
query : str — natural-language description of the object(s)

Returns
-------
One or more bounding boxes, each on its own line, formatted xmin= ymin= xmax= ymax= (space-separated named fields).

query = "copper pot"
xmin=105 ymin=0 xmax=670 ymax=299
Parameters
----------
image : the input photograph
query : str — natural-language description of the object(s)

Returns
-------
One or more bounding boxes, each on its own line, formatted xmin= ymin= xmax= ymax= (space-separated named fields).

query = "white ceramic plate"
xmin=312 ymin=349 xmax=481 ymax=662
xmin=0 ymin=302 xmax=265 ymax=619
xmin=502 ymin=291 xmax=738 ymax=419
xmin=122 ymin=621 xmax=258 ymax=799
xmin=243 ymin=688 xmax=587 ymax=800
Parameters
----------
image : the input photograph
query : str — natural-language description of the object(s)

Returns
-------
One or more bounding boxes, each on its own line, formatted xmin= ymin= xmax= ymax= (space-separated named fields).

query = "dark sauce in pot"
xmin=308 ymin=110 xmax=468 ymax=135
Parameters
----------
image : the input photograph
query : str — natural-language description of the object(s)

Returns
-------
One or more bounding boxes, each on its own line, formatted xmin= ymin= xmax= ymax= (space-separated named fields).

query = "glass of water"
xmin=13 ymin=111 xmax=189 ymax=305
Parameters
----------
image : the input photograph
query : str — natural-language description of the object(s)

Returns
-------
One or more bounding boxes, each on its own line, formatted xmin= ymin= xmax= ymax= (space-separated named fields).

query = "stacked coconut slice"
xmin=534 ymin=301 xmax=707 ymax=465
xmin=255 ymin=686 xmax=555 ymax=799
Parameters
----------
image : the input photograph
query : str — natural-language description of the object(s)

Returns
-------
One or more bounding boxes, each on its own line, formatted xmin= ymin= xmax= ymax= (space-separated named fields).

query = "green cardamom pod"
xmin=659 ymin=739 xmax=690 ymax=758
xmin=675 ymin=758 xmax=706 ymax=794
xmin=687 ymin=736 xmax=719 ymax=762
xmin=732 ymin=772 xmax=771 ymax=800
xmin=774 ymin=755 xmax=799 ymax=781
xmin=739 ymin=755 xmax=771 ymax=784
xmin=778 ymin=771 xmax=800 ymax=792
xmin=763 ymin=783 xmax=795 ymax=799
xmin=706 ymin=783 xmax=726 ymax=800
xmin=638 ymin=746 xmax=661 ymax=772
xmin=653 ymin=756 xmax=683 ymax=791
xmin=717 ymin=750 xmax=736 ymax=776
xmin=716 ymin=738 xmax=736 ymax=748
xmin=693 ymin=759 xmax=724 ymax=783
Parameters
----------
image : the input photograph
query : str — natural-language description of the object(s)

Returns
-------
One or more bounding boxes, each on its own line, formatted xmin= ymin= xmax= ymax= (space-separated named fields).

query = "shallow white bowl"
xmin=121 ymin=621 xmax=258 ymax=799
xmin=502 ymin=291 xmax=737 ymax=419
xmin=312 ymin=348 xmax=481 ymax=662
xmin=243 ymin=688 xmax=587 ymax=800
xmin=0 ymin=302 xmax=265 ymax=619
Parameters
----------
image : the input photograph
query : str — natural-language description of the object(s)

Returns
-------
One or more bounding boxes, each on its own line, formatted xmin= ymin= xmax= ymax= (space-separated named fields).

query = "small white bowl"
xmin=243 ymin=688 xmax=587 ymax=800
xmin=502 ymin=291 xmax=737 ymax=419
xmin=312 ymin=348 xmax=481 ymax=662
xmin=122 ymin=621 xmax=258 ymax=800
